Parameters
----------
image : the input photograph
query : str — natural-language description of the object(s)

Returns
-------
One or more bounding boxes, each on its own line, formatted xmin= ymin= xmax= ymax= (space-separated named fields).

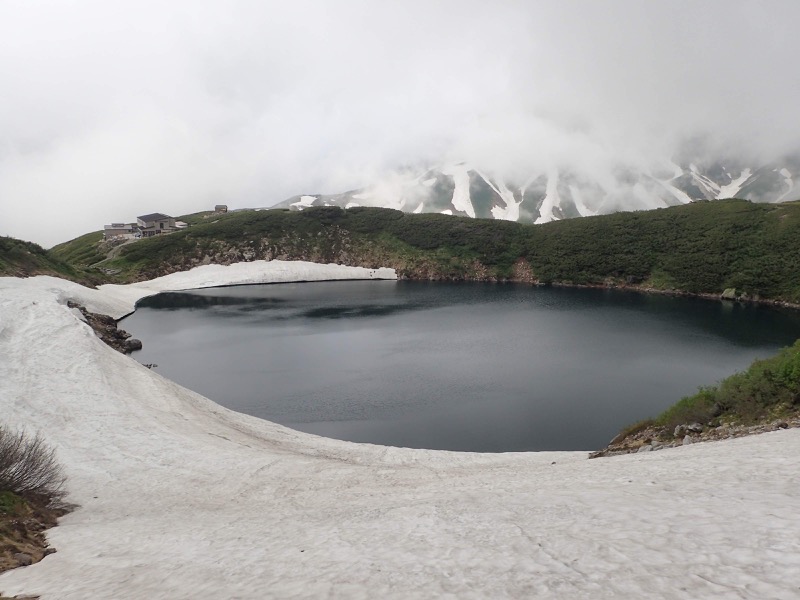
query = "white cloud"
xmin=1 ymin=0 xmax=799 ymax=246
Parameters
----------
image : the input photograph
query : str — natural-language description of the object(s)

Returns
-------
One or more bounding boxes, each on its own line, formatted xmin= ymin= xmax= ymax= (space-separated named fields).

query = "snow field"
xmin=0 ymin=261 xmax=799 ymax=599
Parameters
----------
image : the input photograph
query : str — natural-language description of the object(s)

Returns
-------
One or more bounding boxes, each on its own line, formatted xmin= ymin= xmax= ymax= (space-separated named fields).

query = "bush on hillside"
xmin=0 ymin=426 xmax=66 ymax=505
xmin=656 ymin=340 xmax=800 ymax=429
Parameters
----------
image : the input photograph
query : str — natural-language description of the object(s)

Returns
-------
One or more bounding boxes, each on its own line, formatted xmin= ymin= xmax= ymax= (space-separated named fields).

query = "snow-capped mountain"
xmin=273 ymin=156 xmax=800 ymax=224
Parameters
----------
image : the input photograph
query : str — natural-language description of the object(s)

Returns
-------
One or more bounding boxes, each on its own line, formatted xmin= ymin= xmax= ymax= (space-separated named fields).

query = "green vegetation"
xmin=175 ymin=210 xmax=217 ymax=226
xmin=656 ymin=340 xmax=800 ymax=429
xmin=49 ymin=230 xmax=105 ymax=268
xmin=0 ymin=236 xmax=96 ymax=284
xmin=62 ymin=200 xmax=800 ymax=304
xmin=0 ymin=491 xmax=23 ymax=516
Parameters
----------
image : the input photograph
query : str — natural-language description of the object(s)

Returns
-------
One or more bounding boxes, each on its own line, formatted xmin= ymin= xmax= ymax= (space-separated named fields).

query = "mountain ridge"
xmin=49 ymin=200 xmax=799 ymax=307
xmin=273 ymin=156 xmax=800 ymax=224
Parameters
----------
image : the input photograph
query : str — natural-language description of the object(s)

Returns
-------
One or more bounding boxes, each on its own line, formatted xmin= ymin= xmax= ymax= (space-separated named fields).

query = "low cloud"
xmin=1 ymin=0 xmax=798 ymax=246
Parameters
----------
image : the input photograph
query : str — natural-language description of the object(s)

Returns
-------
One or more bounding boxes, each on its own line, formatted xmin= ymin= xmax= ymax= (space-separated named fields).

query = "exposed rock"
xmin=591 ymin=415 xmax=800 ymax=458
xmin=721 ymin=288 xmax=737 ymax=300
xmin=608 ymin=431 xmax=629 ymax=446
xmin=637 ymin=444 xmax=652 ymax=453
xmin=12 ymin=553 xmax=32 ymax=567
xmin=124 ymin=338 xmax=143 ymax=352
xmin=67 ymin=302 xmax=139 ymax=354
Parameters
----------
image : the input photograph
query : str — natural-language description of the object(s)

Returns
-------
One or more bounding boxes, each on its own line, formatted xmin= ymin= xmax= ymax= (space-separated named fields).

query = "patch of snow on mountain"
xmin=358 ymin=172 xmax=427 ymax=211
xmin=440 ymin=209 xmax=453 ymax=215
xmin=345 ymin=202 xmax=361 ymax=209
xmin=778 ymin=168 xmax=795 ymax=201
xmin=717 ymin=168 xmax=752 ymax=198
xmin=291 ymin=195 xmax=318 ymax=209
xmin=691 ymin=170 xmax=721 ymax=197
xmin=441 ymin=164 xmax=475 ymax=218
xmin=422 ymin=178 xmax=436 ymax=187
xmin=535 ymin=170 xmax=560 ymax=224
xmin=474 ymin=172 xmax=521 ymax=221
xmin=659 ymin=179 xmax=693 ymax=204
xmin=413 ymin=202 xmax=424 ymax=214
xmin=569 ymin=185 xmax=595 ymax=216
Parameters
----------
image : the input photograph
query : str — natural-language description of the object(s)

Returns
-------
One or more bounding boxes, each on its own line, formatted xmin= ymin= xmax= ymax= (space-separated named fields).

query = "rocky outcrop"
xmin=590 ymin=415 xmax=800 ymax=458
xmin=67 ymin=302 xmax=141 ymax=354
xmin=126 ymin=232 xmax=543 ymax=285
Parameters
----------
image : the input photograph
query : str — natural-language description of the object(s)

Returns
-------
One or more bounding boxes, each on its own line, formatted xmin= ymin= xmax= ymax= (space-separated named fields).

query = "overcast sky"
xmin=2 ymin=0 xmax=799 ymax=247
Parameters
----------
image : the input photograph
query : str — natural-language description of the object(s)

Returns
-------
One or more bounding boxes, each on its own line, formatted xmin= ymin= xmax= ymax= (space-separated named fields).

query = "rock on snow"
xmin=0 ymin=261 xmax=799 ymax=599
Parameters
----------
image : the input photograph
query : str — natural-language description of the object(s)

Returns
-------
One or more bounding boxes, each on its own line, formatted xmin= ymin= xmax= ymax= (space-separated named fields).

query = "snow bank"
xmin=717 ymin=168 xmax=753 ymax=199
xmin=290 ymin=195 xmax=318 ymax=209
xmin=441 ymin=164 xmax=476 ymax=218
xmin=535 ymin=169 xmax=561 ymax=224
xmin=1 ymin=261 xmax=799 ymax=599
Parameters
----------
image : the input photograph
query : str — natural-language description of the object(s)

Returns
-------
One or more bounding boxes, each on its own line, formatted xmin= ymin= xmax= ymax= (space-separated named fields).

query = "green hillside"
xmin=74 ymin=200 xmax=800 ymax=304
xmin=49 ymin=231 xmax=106 ymax=268
xmin=0 ymin=236 xmax=96 ymax=284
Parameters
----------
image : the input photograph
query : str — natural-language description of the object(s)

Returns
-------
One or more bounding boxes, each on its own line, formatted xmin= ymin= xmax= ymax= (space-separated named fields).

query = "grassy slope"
xmin=0 ymin=236 xmax=96 ymax=284
xmin=49 ymin=231 xmax=105 ymax=268
xmin=47 ymin=212 xmax=216 ymax=278
xmin=85 ymin=200 xmax=800 ymax=303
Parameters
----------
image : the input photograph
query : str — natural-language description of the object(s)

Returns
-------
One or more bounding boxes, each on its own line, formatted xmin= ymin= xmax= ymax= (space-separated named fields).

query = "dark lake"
xmin=122 ymin=281 xmax=800 ymax=452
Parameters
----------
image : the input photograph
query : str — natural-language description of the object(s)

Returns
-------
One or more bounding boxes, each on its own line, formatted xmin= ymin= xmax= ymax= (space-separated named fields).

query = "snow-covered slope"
xmin=1 ymin=263 xmax=800 ymax=599
xmin=273 ymin=156 xmax=800 ymax=224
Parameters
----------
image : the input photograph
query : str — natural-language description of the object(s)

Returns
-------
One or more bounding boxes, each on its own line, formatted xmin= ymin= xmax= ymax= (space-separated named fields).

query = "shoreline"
xmin=547 ymin=280 xmax=800 ymax=312
xmin=105 ymin=268 xmax=800 ymax=459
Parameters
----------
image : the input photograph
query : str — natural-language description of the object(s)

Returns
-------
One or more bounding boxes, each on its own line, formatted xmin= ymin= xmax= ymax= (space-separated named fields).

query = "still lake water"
xmin=122 ymin=281 xmax=800 ymax=452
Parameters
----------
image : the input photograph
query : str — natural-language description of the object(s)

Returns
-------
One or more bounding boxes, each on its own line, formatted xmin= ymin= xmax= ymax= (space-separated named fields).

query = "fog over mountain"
xmin=2 ymin=1 xmax=799 ymax=246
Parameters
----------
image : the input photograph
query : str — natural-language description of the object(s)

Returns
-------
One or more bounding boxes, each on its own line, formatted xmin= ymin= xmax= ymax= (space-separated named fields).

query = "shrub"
xmin=0 ymin=426 xmax=66 ymax=505
xmin=655 ymin=340 xmax=800 ymax=429
xmin=656 ymin=387 xmax=717 ymax=429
